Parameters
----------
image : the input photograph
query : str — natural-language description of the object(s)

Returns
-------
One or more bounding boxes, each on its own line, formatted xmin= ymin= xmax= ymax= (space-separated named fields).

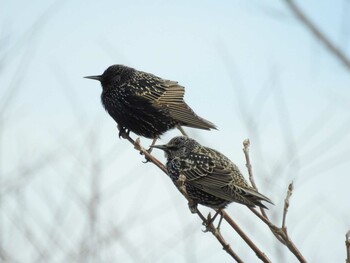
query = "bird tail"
xmin=242 ymin=187 xmax=274 ymax=209
xmin=169 ymin=101 xmax=217 ymax=130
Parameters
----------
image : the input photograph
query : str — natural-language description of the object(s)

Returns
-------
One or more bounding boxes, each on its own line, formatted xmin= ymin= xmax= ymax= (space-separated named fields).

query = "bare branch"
xmin=282 ymin=182 xmax=293 ymax=230
xmin=243 ymin=139 xmax=269 ymax=220
xmin=284 ymin=0 xmax=350 ymax=71
xmin=221 ymin=210 xmax=272 ymax=263
xmin=249 ymin=207 xmax=306 ymax=263
xmin=243 ymin=139 xmax=256 ymax=188
xmin=243 ymin=139 xmax=307 ymax=263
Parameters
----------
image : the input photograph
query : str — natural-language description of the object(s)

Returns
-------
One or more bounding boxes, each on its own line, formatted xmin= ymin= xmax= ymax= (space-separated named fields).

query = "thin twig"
xmin=221 ymin=210 xmax=272 ymax=263
xmin=121 ymin=133 xmax=244 ymax=262
xmin=174 ymin=175 xmax=243 ymax=262
xmin=284 ymin=0 xmax=350 ymax=71
xmin=346 ymin=230 xmax=350 ymax=263
xmin=243 ymin=139 xmax=307 ymax=263
xmin=243 ymin=139 xmax=268 ymax=219
xmin=249 ymin=207 xmax=306 ymax=263
xmin=243 ymin=139 xmax=256 ymax=188
xmin=282 ymin=182 xmax=293 ymax=230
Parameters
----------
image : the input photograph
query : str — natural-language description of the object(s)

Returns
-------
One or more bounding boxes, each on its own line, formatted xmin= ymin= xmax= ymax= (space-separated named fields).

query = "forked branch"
xmin=120 ymin=132 xmax=304 ymax=262
xmin=243 ymin=139 xmax=306 ymax=263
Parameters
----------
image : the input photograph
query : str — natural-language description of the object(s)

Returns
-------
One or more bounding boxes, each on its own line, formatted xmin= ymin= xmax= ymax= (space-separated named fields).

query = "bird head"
xmin=84 ymin=64 xmax=135 ymax=88
xmin=151 ymin=136 xmax=198 ymax=159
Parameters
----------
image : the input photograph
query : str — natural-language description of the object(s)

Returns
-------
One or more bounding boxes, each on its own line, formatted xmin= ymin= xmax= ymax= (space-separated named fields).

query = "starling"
xmin=152 ymin=136 xmax=272 ymax=210
xmin=84 ymin=65 xmax=216 ymax=144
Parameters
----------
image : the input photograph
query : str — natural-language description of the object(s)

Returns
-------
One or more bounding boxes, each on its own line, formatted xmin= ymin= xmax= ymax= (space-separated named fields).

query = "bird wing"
xmin=132 ymin=75 xmax=216 ymax=129
xmin=129 ymin=75 xmax=168 ymax=102
xmin=157 ymin=80 xmax=217 ymax=129
xmin=181 ymin=148 xmax=272 ymax=205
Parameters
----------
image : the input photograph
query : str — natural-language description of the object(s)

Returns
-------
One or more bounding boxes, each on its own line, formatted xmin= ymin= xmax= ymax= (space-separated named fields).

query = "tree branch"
xmin=243 ymin=139 xmax=307 ymax=262
xmin=282 ymin=182 xmax=293 ymax=230
xmin=221 ymin=210 xmax=272 ymax=263
xmin=284 ymin=0 xmax=350 ymax=71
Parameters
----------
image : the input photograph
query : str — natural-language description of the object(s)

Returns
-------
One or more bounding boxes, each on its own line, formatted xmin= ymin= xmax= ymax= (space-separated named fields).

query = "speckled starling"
xmin=84 ymin=65 xmax=216 ymax=142
xmin=152 ymin=136 xmax=272 ymax=210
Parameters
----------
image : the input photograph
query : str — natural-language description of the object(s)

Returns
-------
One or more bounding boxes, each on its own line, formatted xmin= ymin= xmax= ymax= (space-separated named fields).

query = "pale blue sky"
xmin=1 ymin=0 xmax=350 ymax=262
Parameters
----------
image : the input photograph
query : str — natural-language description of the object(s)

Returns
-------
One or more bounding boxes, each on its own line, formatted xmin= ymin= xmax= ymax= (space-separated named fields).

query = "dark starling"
xmin=152 ymin=136 xmax=273 ymax=210
xmin=84 ymin=65 xmax=216 ymax=143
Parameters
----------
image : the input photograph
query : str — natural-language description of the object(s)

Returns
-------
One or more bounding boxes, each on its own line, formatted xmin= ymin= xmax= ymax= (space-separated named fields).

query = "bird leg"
xmin=176 ymin=125 xmax=188 ymax=137
xmin=214 ymin=209 xmax=224 ymax=230
xmin=204 ymin=209 xmax=224 ymax=231
xmin=146 ymin=138 xmax=158 ymax=154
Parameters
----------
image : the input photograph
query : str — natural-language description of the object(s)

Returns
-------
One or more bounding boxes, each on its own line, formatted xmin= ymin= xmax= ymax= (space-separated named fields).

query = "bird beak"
xmin=84 ymin=75 xmax=103 ymax=81
xmin=150 ymin=144 xmax=168 ymax=151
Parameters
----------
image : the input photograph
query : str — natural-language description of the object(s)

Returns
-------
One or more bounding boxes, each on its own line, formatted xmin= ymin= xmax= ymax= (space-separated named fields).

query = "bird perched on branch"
xmin=85 ymin=65 xmax=216 ymax=146
xmin=152 ymin=136 xmax=272 ymax=212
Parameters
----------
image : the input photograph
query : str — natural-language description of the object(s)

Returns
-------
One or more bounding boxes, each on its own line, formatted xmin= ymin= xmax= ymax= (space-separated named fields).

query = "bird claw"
xmin=141 ymin=153 xmax=152 ymax=163
xmin=201 ymin=212 xmax=213 ymax=232
xmin=202 ymin=227 xmax=210 ymax=233
xmin=201 ymin=211 xmax=223 ymax=233
xmin=201 ymin=220 xmax=213 ymax=233
xmin=139 ymin=141 xmax=152 ymax=163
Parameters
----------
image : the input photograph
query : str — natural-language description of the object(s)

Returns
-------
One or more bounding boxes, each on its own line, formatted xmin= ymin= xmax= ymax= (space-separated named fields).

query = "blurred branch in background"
xmin=0 ymin=2 xmax=64 ymax=260
xmin=0 ymin=0 xmax=65 ymax=115
xmin=284 ymin=0 xmax=350 ymax=71
xmin=346 ymin=230 xmax=350 ymax=263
